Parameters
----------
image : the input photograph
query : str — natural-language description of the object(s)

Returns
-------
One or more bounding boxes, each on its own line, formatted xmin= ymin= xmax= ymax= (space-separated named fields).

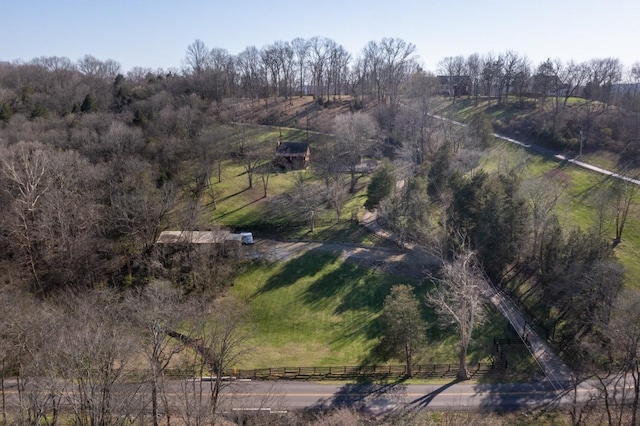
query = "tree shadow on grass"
xmin=301 ymin=262 xmax=395 ymax=313
xmin=212 ymin=197 xmax=262 ymax=220
xmin=253 ymin=248 xmax=337 ymax=295
xmin=303 ymin=260 xmax=428 ymax=315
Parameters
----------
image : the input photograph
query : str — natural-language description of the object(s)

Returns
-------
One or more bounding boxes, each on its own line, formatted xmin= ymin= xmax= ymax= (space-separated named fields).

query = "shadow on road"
xmin=406 ymin=379 xmax=459 ymax=409
xmin=474 ymin=381 xmax=564 ymax=412
xmin=313 ymin=380 xmax=408 ymax=413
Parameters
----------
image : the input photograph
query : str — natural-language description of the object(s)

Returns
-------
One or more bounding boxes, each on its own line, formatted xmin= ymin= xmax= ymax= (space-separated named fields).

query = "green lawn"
xmin=232 ymin=250 xmax=405 ymax=367
xmin=230 ymin=250 xmax=538 ymax=376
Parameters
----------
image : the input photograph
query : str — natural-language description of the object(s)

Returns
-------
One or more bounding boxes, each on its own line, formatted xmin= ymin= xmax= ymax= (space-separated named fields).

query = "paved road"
xmin=0 ymin=377 xmax=595 ymax=415
xmin=210 ymin=380 xmax=591 ymax=413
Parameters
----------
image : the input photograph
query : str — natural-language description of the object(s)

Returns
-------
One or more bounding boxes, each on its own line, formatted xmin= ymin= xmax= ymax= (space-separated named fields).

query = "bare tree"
xmin=438 ymin=56 xmax=466 ymax=102
xmin=398 ymin=69 xmax=440 ymax=171
xmin=0 ymin=142 xmax=106 ymax=293
xmin=273 ymin=40 xmax=295 ymax=100
xmin=192 ymin=125 xmax=230 ymax=209
xmin=77 ymin=54 xmax=121 ymax=80
xmin=0 ymin=292 xmax=66 ymax=426
xmin=332 ymin=112 xmax=379 ymax=193
xmin=57 ymin=290 xmax=140 ymax=426
xmin=584 ymin=57 xmax=623 ymax=112
xmin=239 ymin=138 xmax=270 ymax=189
xmin=175 ymin=296 xmax=249 ymax=424
xmin=466 ymin=53 xmax=482 ymax=105
xmin=291 ymin=37 xmax=309 ymax=97
xmin=426 ymin=250 xmax=488 ymax=380
xmin=591 ymin=291 xmax=640 ymax=426
xmin=260 ymin=44 xmax=281 ymax=103
xmin=307 ymin=36 xmax=331 ymax=99
xmin=360 ymin=40 xmax=384 ymax=102
xmin=611 ymin=173 xmax=639 ymax=245
xmin=236 ymin=46 xmax=263 ymax=102
xmin=380 ymin=38 xmax=417 ymax=107
xmin=125 ymin=281 xmax=195 ymax=426
xmin=258 ymin=160 xmax=277 ymax=198
xmin=326 ymin=177 xmax=348 ymax=221
xmin=558 ymin=60 xmax=587 ymax=108
xmin=500 ymin=50 xmax=521 ymax=103
xmin=480 ymin=52 xmax=503 ymax=104
xmin=0 ymin=142 xmax=51 ymax=292
xmin=327 ymin=42 xmax=351 ymax=99
xmin=520 ymin=171 xmax=568 ymax=257
xmin=286 ymin=174 xmax=327 ymax=232
xmin=183 ymin=39 xmax=211 ymax=76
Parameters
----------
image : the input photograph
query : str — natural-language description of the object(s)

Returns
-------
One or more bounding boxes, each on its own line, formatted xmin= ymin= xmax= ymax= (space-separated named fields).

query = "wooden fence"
xmin=222 ymin=362 xmax=507 ymax=381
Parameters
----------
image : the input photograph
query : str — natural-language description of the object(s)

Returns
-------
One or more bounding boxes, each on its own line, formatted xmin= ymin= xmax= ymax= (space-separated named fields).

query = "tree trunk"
xmin=151 ymin=370 xmax=159 ymax=426
xmin=457 ymin=345 xmax=469 ymax=380
xmin=632 ymin=367 xmax=640 ymax=426
xmin=349 ymin=167 xmax=356 ymax=193
xmin=405 ymin=342 xmax=413 ymax=378
xmin=1 ymin=359 xmax=5 ymax=426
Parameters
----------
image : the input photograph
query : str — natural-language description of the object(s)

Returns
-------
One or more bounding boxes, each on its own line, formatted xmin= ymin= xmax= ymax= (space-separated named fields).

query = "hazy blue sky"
xmin=2 ymin=0 xmax=639 ymax=74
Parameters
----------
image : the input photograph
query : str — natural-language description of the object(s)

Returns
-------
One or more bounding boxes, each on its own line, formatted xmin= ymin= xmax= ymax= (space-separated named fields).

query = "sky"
xmin=1 ymin=0 xmax=639 ymax=74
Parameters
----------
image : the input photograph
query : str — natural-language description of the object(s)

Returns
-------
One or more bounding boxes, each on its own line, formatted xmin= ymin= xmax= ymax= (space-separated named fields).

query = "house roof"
xmin=276 ymin=141 xmax=309 ymax=156
xmin=156 ymin=230 xmax=231 ymax=244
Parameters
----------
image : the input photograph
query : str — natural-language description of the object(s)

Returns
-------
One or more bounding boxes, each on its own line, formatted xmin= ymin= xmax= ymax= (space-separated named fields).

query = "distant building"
xmin=275 ymin=141 xmax=310 ymax=170
xmin=437 ymin=75 xmax=471 ymax=97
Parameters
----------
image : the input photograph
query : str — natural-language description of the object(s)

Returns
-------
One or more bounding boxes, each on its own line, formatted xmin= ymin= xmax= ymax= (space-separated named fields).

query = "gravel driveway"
xmin=243 ymin=239 xmax=439 ymax=279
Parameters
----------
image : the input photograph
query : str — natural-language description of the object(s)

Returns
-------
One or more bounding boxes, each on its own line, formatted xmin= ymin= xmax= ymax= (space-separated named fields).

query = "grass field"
xmin=230 ymin=250 xmax=538 ymax=377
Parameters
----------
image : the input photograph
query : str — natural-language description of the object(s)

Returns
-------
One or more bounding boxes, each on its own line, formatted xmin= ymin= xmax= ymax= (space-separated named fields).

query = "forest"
xmin=1 ymin=36 xmax=640 ymax=424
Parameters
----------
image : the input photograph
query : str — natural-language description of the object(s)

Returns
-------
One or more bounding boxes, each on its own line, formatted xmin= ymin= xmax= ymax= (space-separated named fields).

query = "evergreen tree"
xmin=365 ymin=160 xmax=395 ymax=210
xmin=0 ymin=103 xmax=12 ymax=122
xmin=80 ymin=94 xmax=96 ymax=113
xmin=382 ymin=285 xmax=427 ymax=377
